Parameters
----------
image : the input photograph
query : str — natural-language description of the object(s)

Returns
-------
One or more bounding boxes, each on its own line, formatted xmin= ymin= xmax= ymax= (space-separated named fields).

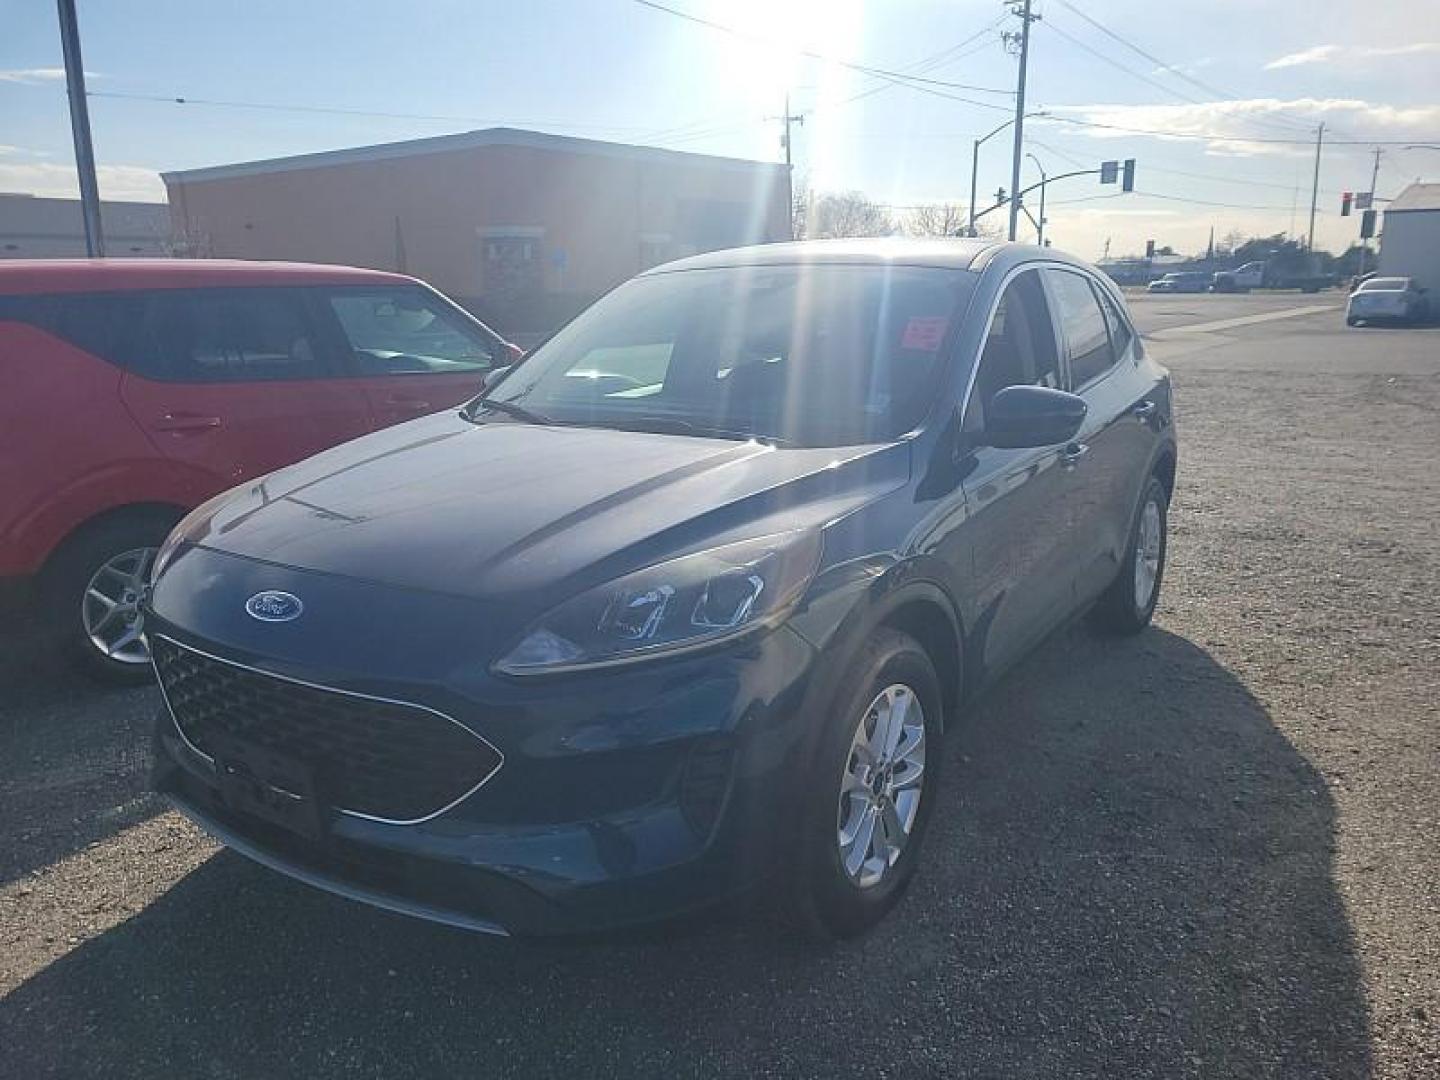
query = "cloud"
xmin=1046 ymin=97 xmax=1440 ymax=157
xmin=1265 ymin=45 xmax=1340 ymax=70
xmin=0 ymin=162 xmax=164 ymax=202
xmin=1264 ymin=42 xmax=1440 ymax=69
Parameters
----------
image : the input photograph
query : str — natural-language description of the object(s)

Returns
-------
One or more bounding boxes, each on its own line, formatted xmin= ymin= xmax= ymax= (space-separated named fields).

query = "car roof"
xmin=1360 ymin=276 xmax=1409 ymax=289
xmin=0 ymin=258 xmax=417 ymax=295
xmin=640 ymin=238 xmax=1098 ymax=278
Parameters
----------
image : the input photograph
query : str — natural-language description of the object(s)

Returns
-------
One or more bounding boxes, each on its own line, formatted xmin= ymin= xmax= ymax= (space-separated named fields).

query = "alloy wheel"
xmin=836 ymin=683 xmax=927 ymax=889
xmin=1134 ymin=498 xmax=1163 ymax=611
xmin=82 ymin=546 xmax=157 ymax=666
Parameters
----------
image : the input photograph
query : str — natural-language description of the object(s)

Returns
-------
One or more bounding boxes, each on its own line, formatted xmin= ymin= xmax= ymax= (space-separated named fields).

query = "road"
xmin=2 ymin=292 xmax=1437 ymax=1078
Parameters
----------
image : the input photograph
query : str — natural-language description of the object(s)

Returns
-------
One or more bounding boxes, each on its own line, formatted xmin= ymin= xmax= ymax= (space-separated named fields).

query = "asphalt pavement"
xmin=2 ymin=291 xmax=1437 ymax=1078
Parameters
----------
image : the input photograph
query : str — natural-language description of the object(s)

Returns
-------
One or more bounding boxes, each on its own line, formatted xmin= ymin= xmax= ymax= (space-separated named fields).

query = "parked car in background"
xmin=148 ymin=239 xmax=1177 ymax=939
xmin=0 ymin=259 xmax=520 ymax=682
xmin=1146 ymin=271 xmax=1212 ymax=294
xmin=1346 ymin=276 xmax=1428 ymax=326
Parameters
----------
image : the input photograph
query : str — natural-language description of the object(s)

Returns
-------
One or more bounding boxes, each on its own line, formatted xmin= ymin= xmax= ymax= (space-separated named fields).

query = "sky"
xmin=3 ymin=0 xmax=1439 ymax=260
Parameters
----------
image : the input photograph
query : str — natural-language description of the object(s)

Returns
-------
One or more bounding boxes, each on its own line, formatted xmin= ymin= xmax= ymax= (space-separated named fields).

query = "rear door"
xmin=313 ymin=285 xmax=499 ymax=429
xmin=118 ymin=287 xmax=373 ymax=489
xmin=1043 ymin=268 xmax=1154 ymax=604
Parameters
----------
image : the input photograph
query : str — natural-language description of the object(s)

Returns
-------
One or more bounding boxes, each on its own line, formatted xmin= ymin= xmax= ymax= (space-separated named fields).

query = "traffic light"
xmin=1100 ymin=160 xmax=1118 ymax=184
xmin=1341 ymin=192 xmax=1353 ymax=216
xmin=1122 ymin=159 xmax=1136 ymax=192
xmin=1145 ymin=239 xmax=1156 ymax=259
xmin=1360 ymin=209 xmax=1377 ymax=239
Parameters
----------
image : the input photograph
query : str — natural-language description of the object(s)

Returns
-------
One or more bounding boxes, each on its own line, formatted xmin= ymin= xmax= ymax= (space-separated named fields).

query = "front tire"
xmin=1090 ymin=476 xmax=1169 ymax=635
xmin=787 ymin=629 xmax=944 ymax=939
xmin=41 ymin=513 xmax=175 ymax=685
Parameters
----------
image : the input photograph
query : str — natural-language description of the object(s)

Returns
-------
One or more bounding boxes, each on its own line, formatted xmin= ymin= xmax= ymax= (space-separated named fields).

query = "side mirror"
xmin=984 ymin=385 xmax=1087 ymax=449
xmin=482 ymin=365 xmax=511 ymax=392
xmin=501 ymin=341 xmax=526 ymax=365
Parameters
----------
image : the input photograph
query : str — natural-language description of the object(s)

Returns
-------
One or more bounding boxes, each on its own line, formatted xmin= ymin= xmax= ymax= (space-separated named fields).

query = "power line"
xmin=1050 ymin=0 xmax=1316 ymax=135
xmin=632 ymin=0 xmax=1015 ymax=106
xmin=1036 ymin=112 xmax=1432 ymax=146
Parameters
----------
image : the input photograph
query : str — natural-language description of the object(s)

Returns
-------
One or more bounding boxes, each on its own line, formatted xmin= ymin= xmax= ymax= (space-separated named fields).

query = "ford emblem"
xmin=245 ymin=590 xmax=304 ymax=623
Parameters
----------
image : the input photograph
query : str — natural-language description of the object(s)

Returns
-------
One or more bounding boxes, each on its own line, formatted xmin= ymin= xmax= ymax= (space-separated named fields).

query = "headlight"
xmin=494 ymin=529 xmax=823 ymax=675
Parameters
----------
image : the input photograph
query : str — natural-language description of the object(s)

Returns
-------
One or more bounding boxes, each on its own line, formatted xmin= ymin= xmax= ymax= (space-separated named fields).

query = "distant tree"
xmin=811 ymin=191 xmax=895 ymax=238
xmin=1157 ymin=244 xmax=1176 ymax=257
xmin=791 ymin=175 xmax=811 ymax=240
xmin=905 ymin=202 xmax=968 ymax=237
xmin=1218 ymin=228 xmax=1246 ymax=257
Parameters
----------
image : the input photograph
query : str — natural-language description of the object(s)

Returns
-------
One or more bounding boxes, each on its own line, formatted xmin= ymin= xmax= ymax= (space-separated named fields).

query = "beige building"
xmin=163 ymin=128 xmax=791 ymax=332
xmin=1378 ymin=182 xmax=1440 ymax=292
xmin=0 ymin=194 xmax=169 ymax=258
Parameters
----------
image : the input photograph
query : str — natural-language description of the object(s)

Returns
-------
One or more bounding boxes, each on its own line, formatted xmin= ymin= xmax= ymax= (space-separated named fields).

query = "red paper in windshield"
xmin=900 ymin=316 xmax=948 ymax=351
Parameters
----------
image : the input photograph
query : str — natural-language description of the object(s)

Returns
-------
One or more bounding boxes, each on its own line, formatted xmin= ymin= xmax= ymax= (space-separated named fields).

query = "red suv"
xmin=0 ymin=259 xmax=519 ymax=682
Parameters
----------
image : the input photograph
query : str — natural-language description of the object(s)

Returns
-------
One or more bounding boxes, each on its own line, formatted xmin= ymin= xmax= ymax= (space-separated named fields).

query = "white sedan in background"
xmin=1346 ymin=276 xmax=1428 ymax=326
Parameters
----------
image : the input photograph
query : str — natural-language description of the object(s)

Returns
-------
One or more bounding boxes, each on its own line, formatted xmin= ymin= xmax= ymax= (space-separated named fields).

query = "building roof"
xmin=162 ymin=127 xmax=790 ymax=186
xmin=0 ymin=258 xmax=414 ymax=295
xmin=1386 ymin=182 xmax=1440 ymax=213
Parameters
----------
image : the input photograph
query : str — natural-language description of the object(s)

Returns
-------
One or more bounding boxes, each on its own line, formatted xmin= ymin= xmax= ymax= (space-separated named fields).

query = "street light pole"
xmin=1026 ymin=152 xmax=1047 ymax=245
xmin=56 ymin=0 xmax=104 ymax=256
xmin=967 ymin=112 xmax=1046 ymax=238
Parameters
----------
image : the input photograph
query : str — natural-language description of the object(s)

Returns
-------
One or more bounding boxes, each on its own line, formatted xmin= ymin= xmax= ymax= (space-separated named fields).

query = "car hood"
xmin=183 ymin=412 xmax=910 ymax=603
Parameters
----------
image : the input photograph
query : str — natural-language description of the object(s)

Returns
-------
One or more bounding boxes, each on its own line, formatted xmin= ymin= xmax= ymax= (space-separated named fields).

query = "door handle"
xmin=1060 ymin=442 xmax=1090 ymax=468
xmin=1131 ymin=400 xmax=1157 ymax=421
xmin=154 ymin=413 xmax=222 ymax=433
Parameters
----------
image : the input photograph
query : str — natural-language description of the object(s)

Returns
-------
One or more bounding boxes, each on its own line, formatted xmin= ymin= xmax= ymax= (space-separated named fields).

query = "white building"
xmin=0 ymin=194 xmax=170 ymax=258
xmin=1378 ymin=183 xmax=1440 ymax=291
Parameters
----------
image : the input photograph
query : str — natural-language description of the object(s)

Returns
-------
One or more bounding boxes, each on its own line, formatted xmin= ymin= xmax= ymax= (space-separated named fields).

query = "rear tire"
xmin=41 ymin=512 xmax=176 ymax=685
xmin=786 ymin=629 xmax=944 ymax=939
xmin=1090 ymin=477 xmax=1168 ymax=636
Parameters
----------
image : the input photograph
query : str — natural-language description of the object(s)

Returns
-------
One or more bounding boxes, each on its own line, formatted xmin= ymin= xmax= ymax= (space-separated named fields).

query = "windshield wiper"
xmin=465 ymin=398 xmax=553 ymax=426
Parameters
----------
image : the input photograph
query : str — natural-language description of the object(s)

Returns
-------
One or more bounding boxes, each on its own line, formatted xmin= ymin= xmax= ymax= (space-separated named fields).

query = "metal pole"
xmin=1027 ymin=153 xmax=1046 ymax=245
xmin=1359 ymin=147 xmax=1381 ymax=277
xmin=1306 ymin=121 xmax=1324 ymax=252
xmin=56 ymin=0 xmax=104 ymax=256
xmin=968 ymin=139 xmax=981 ymax=238
xmin=1006 ymin=0 xmax=1035 ymax=242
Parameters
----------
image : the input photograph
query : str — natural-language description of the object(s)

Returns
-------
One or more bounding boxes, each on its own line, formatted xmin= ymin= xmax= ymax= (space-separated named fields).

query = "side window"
xmin=964 ymin=269 xmax=1060 ymax=433
xmin=1097 ymin=288 xmax=1135 ymax=361
xmin=47 ymin=293 xmax=159 ymax=373
xmin=151 ymin=289 xmax=324 ymax=382
xmin=1045 ymin=270 xmax=1116 ymax=389
xmin=325 ymin=286 xmax=496 ymax=376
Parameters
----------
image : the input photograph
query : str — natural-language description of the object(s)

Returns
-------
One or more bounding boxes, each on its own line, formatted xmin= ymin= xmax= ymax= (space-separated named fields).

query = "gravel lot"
xmin=2 ymin=294 xmax=1436 ymax=1078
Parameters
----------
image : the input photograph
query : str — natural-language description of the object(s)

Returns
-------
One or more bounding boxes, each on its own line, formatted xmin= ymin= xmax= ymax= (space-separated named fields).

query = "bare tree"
xmin=811 ymin=191 xmax=895 ymax=238
xmin=905 ymin=202 xmax=969 ymax=237
xmin=791 ymin=175 xmax=811 ymax=240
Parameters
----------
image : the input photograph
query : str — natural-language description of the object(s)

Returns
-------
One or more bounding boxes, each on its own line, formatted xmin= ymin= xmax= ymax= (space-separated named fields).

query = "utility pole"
xmin=56 ymin=0 xmax=104 ymax=257
xmin=1306 ymin=121 xmax=1324 ymax=252
xmin=771 ymin=93 xmax=806 ymax=240
xmin=1003 ymin=0 xmax=1039 ymax=242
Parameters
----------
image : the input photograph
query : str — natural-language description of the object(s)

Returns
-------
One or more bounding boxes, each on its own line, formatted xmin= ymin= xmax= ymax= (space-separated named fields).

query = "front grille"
xmin=152 ymin=637 xmax=501 ymax=823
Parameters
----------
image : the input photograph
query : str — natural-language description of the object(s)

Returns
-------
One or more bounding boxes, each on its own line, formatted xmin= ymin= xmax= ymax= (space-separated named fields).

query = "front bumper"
xmin=149 ymin=611 xmax=821 ymax=936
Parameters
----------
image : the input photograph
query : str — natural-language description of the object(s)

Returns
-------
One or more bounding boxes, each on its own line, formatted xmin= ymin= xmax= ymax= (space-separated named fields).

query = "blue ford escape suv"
xmin=148 ymin=239 xmax=1176 ymax=938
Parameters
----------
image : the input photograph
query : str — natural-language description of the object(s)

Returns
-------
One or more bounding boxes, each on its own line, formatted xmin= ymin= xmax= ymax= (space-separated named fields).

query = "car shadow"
xmin=0 ymin=626 xmax=1370 ymax=1078
xmin=0 ymin=604 xmax=165 ymax=886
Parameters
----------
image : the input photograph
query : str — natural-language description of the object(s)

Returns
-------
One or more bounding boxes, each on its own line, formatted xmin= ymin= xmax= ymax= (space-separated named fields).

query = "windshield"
xmin=480 ymin=264 xmax=971 ymax=447
xmin=1358 ymin=277 xmax=1408 ymax=292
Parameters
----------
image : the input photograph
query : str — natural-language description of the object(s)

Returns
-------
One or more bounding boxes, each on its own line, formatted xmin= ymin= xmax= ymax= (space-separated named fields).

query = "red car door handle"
xmin=1131 ymin=401 xmax=1157 ymax=420
xmin=154 ymin=413 xmax=222 ymax=432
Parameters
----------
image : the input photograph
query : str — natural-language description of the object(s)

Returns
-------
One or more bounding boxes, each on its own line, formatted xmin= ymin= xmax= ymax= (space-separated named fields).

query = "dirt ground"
xmin=1 ymin=294 xmax=1436 ymax=1078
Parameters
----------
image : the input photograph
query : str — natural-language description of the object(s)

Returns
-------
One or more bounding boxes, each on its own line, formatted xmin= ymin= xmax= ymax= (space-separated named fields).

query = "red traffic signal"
xmin=1341 ymin=192 xmax=1353 ymax=217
